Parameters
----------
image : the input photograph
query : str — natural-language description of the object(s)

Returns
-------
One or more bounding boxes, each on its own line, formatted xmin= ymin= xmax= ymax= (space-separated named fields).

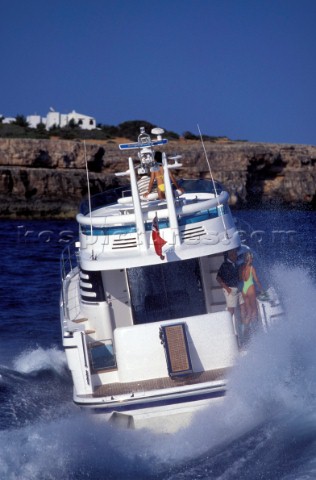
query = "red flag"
xmin=152 ymin=215 xmax=167 ymax=260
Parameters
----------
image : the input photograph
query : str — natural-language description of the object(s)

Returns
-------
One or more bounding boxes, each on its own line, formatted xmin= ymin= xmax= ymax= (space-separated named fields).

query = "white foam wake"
xmin=1 ymin=267 xmax=315 ymax=480
xmin=13 ymin=346 xmax=67 ymax=376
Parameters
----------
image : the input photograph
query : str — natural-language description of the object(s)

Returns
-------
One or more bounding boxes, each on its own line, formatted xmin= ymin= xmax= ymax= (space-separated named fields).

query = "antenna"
xmin=84 ymin=141 xmax=93 ymax=240
xmin=197 ymin=124 xmax=229 ymax=238
xmin=197 ymin=124 xmax=218 ymax=196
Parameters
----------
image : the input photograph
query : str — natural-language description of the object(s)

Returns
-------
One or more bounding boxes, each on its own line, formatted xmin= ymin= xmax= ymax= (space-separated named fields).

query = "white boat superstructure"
xmin=60 ymin=127 xmax=282 ymax=432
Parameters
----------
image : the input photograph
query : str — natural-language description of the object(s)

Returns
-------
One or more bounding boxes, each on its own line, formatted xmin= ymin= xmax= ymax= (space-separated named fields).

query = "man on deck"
xmin=216 ymin=249 xmax=241 ymax=318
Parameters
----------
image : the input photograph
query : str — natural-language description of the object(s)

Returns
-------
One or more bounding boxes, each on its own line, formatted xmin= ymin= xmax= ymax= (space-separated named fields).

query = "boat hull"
xmin=76 ymin=387 xmax=227 ymax=433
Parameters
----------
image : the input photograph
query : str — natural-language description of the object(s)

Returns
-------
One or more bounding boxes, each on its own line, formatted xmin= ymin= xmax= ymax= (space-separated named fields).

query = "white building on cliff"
xmin=28 ymin=109 xmax=96 ymax=130
xmin=1 ymin=109 xmax=96 ymax=130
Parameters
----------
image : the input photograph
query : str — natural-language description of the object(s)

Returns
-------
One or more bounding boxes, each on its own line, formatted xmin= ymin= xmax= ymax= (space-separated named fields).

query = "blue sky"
xmin=1 ymin=0 xmax=316 ymax=145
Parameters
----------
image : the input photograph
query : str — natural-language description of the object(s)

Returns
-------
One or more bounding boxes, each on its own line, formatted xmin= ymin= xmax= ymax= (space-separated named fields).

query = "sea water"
xmin=0 ymin=211 xmax=315 ymax=480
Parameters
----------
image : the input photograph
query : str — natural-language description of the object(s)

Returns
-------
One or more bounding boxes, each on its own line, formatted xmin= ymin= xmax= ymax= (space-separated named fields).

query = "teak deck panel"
xmin=93 ymin=368 xmax=227 ymax=398
xmin=160 ymin=323 xmax=193 ymax=376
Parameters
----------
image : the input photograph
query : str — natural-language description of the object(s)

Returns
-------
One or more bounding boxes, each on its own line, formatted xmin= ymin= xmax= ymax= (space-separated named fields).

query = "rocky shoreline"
xmin=0 ymin=137 xmax=315 ymax=218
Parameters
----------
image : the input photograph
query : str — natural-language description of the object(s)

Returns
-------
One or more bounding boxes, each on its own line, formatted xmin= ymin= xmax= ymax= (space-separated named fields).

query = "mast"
xmin=162 ymin=153 xmax=181 ymax=247
xmin=129 ymin=156 xmax=148 ymax=251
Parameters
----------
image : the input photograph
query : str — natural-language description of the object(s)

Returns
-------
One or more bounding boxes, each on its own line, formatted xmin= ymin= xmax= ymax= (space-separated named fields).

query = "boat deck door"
xmin=127 ymin=258 xmax=207 ymax=324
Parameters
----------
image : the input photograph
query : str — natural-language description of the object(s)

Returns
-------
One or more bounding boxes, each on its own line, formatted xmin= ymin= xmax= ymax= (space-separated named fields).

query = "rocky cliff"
xmin=0 ymin=137 xmax=315 ymax=218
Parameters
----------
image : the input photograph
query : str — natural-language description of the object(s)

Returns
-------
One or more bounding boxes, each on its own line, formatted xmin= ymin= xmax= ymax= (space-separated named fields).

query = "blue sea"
xmin=0 ymin=210 xmax=315 ymax=480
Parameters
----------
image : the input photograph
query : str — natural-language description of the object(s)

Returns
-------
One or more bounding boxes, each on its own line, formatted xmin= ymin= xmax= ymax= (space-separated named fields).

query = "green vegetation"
xmin=0 ymin=118 xmax=179 ymax=141
xmin=0 ymin=117 xmax=230 ymax=142
xmin=13 ymin=114 xmax=29 ymax=127
xmin=183 ymin=131 xmax=229 ymax=142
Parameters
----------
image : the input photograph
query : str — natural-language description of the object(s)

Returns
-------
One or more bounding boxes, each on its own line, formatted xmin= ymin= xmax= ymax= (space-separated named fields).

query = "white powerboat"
xmin=60 ymin=127 xmax=282 ymax=433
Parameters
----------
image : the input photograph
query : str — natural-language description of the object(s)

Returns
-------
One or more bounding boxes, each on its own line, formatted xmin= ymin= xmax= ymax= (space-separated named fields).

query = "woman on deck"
xmin=240 ymin=251 xmax=263 ymax=338
xmin=145 ymin=151 xmax=183 ymax=200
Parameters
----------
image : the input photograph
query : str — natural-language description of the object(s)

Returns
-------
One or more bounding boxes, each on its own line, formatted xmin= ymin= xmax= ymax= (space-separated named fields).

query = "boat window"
xmin=80 ymin=186 xmax=130 ymax=215
xmin=127 ymin=258 xmax=206 ymax=324
xmin=89 ymin=340 xmax=116 ymax=371
xmin=179 ymin=179 xmax=223 ymax=195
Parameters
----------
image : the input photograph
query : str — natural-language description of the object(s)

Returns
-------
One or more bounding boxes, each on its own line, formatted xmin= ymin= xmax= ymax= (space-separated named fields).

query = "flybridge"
xmin=119 ymin=138 xmax=168 ymax=150
xmin=119 ymin=126 xmax=168 ymax=150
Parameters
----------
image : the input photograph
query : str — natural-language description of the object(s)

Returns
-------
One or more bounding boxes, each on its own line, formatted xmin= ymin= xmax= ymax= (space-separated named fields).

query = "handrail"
xmin=76 ymin=190 xmax=229 ymax=227
xmin=79 ymin=179 xmax=223 ymax=216
xmin=60 ymin=241 xmax=79 ymax=318
xmin=60 ymin=241 xmax=78 ymax=280
xmin=180 ymin=191 xmax=229 ymax=215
